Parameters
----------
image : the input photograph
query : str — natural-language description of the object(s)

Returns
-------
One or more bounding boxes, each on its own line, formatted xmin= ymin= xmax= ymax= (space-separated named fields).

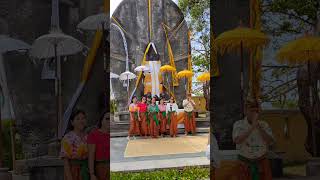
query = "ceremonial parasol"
xmin=215 ymin=23 xmax=269 ymax=118
xmin=197 ymin=72 xmax=210 ymax=82
xmin=120 ymin=71 xmax=136 ymax=107
xmin=160 ymin=65 xmax=176 ymax=95
xmin=177 ymin=70 xmax=193 ymax=94
xmin=134 ymin=65 xmax=150 ymax=72
xmin=77 ymin=13 xmax=109 ymax=31
xmin=276 ymin=34 xmax=320 ymax=156
xmin=30 ymin=0 xmax=84 ymax=141
xmin=0 ymin=35 xmax=30 ymax=169
xmin=110 ymin=73 xmax=119 ymax=100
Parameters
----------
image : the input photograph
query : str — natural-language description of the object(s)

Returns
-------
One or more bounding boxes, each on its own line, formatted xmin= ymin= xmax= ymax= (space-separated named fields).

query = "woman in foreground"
xmin=60 ymin=110 xmax=88 ymax=180
xmin=88 ymin=111 xmax=110 ymax=180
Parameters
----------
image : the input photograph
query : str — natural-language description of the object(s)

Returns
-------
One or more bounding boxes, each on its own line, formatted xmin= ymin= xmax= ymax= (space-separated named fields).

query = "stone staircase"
xmin=110 ymin=112 xmax=210 ymax=137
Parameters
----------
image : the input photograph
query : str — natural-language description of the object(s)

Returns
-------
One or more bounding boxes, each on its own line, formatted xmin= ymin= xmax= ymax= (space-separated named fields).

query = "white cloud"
xmin=110 ymin=0 xmax=178 ymax=16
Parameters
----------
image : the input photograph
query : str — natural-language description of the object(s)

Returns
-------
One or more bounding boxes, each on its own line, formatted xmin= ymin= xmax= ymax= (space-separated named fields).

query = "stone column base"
xmin=11 ymin=172 xmax=29 ymax=180
xmin=0 ymin=168 xmax=11 ymax=180
xmin=47 ymin=141 xmax=61 ymax=157
xmin=306 ymin=157 xmax=320 ymax=176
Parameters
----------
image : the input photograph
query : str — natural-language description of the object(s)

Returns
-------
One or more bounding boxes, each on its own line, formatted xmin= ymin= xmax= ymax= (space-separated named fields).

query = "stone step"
xmin=110 ymin=120 xmax=209 ymax=135
xmin=111 ymin=127 xmax=209 ymax=137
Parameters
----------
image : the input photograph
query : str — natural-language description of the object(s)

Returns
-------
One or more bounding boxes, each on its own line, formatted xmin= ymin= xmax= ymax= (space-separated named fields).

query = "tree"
xmin=178 ymin=0 xmax=210 ymax=109
xmin=261 ymin=0 xmax=320 ymax=156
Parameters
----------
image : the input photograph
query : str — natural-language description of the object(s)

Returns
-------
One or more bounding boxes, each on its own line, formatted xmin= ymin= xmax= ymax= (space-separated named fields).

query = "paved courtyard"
xmin=110 ymin=133 xmax=210 ymax=172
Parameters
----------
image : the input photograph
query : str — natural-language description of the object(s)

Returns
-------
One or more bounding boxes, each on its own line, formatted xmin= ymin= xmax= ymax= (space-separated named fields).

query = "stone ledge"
xmin=111 ymin=157 xmax=210 ymax=172
xmin=111 ymin=128 xmax=210 ymax=137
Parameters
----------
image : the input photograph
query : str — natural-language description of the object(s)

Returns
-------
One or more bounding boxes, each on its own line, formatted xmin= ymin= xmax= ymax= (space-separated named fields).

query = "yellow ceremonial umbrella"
xmin=197 ymin=72 xmax=210 ymax=110
xmin=160 ymin=65 xmax=176 ymax=95
xmin=197 ymin=72 xmax=210 ymax=82
xmin=160 ymin=65 xmax=176 ymax=72
xmin=276 ymin=34 xmax=320 ymax=156
xmin=215 ymin=23 xmax=269 ymax=118
xmin=277 ymin=35 xmax=320 ymax=65
xmin=177 ymin=70 xmax=193 ymax=94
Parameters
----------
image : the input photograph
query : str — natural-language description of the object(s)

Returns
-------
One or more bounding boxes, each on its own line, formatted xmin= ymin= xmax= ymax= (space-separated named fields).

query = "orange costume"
xmin=137 ymin=102 xmax=149 ymax=136
xmin=182 ymin=98 xmax=196 ymax=134
xmin=60 ymin=131 xmax=88 ymax=180
xmin=128 ymin=103 xmax=141 ymax=136
xmin=166 ymin=102 xmax=179 ymax=137
xmin=158 ymin=104 xmax=167 ymax=135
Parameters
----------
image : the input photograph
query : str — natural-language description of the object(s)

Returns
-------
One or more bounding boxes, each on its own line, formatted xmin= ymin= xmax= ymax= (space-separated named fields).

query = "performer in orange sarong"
xmin=182 ymin=93 xmax=196 ymax=135
xmin=137 ymin=96 xmax=149 ymax=138
xmin=127 ymin=96 xmax=141 ymax=140
xmin=166 ymin=96 xmax=179 ymax=137
xmin=158 ymin=98 xmax=167 ymax=137
xmin=232 ymin=99 xmax=274 ymax=180
xmin=148 ymin=96 xmax=160 ymax=138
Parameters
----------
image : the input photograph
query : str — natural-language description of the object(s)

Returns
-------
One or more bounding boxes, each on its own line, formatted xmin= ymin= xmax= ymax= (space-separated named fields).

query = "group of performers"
xmin=60 ymin=110 xmax=109 ymax=180
xmin=127 ymin=93 xmax=197 ymax=140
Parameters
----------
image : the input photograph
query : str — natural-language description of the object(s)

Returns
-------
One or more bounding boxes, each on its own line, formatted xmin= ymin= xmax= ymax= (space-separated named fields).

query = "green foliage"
xmin=261 ymin=0 xmax=319 ymax=107
xmin=110 ymin=99 xmax=118 ymax=114
xmin=178 ymin=0 xmax=210 ymax=72
xmin=263 ymin=0 xmax=319 ymax=36
xmin=110 ymin=166 xmax=209 ymax=180
xmin=271 ymin=99 xmax=298 ymax=109
xmin=1 ymin=120 xmax=24 ymax=169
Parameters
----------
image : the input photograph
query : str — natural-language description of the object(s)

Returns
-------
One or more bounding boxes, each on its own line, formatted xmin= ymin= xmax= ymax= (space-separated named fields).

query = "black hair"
xmin=169 ymin=96 xmax=175 ymax=103
xmin=66 ymin=109 xmax=86 ymax=132
xmin=97 ymin=110 xmax=108 ymax=129
xmin=131 ymin=95 xmax=137 ymax=103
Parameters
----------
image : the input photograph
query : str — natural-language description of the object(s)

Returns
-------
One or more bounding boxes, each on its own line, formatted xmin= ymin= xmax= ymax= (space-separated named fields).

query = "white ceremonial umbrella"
xmin=110 ymin=72 xmax=120 ymax=79
xmin=0 ymin=35 xmax=31 ymax=53
xmin=30 ymin=0 xmax=84 ymax=141
xmin=120 ymin=71 xmax=136 ymax=107
xmin=134 ymin=65 xmax=150 ymax=72
xmin=77 ymin=13 xmax=109 ymax=31
xmin=30 ymin=31 xmax=83 ymax=59
xmin=0 ymin=36 xmax=30 ymax=168
xmin=77 ymin=4 xmax=109 ymax=109
xmin=110 ymin=72 xmax=119 ymax=100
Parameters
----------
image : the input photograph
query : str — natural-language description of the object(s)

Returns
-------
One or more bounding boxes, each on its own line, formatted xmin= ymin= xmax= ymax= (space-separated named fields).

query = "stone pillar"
xmin=212 ymin=0 xmax=250 ymax=149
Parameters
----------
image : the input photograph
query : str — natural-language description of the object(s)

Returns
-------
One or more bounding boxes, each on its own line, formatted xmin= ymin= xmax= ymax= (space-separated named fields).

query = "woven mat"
xmin=124 ymin=135 xmax=208 ymax=158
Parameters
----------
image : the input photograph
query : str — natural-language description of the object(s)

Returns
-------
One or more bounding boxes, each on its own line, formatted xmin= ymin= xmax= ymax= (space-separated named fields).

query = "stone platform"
xmin=111 ymin=134 xmax=210 ymax=172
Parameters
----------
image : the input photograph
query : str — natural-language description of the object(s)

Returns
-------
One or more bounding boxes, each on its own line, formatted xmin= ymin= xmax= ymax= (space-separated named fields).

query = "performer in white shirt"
xmin=182 ymin=93 xmax=196 ymax=135
xmin=232 ymin=98 xmax=274 ymax=180
xmin=166 ymin=96 xmax=179 ymax=137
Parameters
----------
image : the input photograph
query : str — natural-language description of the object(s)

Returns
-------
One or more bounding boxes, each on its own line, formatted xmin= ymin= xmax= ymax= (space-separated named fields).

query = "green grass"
xmin=111 ymin=166 xmax=209 ymax=180
xmin=1 ymin=120 xmax=24 ymax=169
xmin=283 ymin=163 xmax=306 ymax=177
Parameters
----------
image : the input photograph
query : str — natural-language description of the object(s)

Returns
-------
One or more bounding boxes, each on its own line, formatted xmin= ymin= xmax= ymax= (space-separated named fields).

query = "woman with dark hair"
xmin=87 ymin=111 xmax=110 ymax=180
xmin=60 ymin=109 xmax=88 ymax=180
xmin=166 ymin=96 xmax=179 ymax=137
xmin=127 ymin=96 xmax=140 ymax=140
xmin=137 ymin=96 xmax=149 ymax=138
xmin=158 ymin=97 xmax=167 ymax=137
xmin=148 ymin=96 xmax=160 ymax=138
